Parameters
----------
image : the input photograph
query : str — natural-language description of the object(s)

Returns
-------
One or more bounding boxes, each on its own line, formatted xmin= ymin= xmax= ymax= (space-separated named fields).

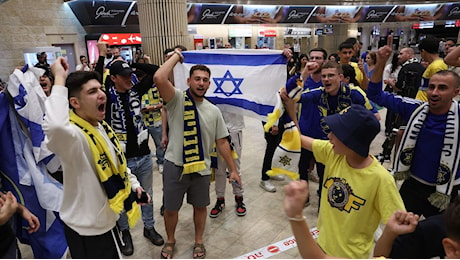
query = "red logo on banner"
xmin=101 ymin=33 xmax=142 ymax=45
xmin=267 ymin=245 xmax=280 ymax=254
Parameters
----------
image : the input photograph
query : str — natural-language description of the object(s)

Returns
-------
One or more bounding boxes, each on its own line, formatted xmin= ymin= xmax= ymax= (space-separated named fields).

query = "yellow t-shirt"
xmin=313 ymin=140 xmax=405 ymax=259
xmin=350 ymin=62 xmax=364 ymax=86
xmin=416 ymin=58 xmax=448 ymax=101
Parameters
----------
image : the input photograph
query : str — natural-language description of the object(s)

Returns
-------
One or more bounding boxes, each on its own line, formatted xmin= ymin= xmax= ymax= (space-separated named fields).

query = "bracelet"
xmin=174 ymin=50 xmax=183 ymax=58
xmin=287 ymin=216 xmax=306 ymax=222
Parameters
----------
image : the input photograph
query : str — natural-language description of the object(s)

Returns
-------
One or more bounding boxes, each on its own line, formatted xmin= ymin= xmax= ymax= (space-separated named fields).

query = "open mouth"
xmin=40 ymin=83 xmax=47 ymax=88
xmin=98 ymin=103 xmax=105 ymax=112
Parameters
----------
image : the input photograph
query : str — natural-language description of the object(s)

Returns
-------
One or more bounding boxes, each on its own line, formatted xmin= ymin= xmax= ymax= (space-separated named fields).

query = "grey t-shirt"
xmin=165 ymin=88 xmax=229 ymax=175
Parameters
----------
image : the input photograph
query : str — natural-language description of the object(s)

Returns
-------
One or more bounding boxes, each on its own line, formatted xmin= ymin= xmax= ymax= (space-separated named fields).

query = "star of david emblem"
xmin=279 ymin=155 xmax=292 ymax=166
xmin=213 ymin=70 xmax=244 ymax=97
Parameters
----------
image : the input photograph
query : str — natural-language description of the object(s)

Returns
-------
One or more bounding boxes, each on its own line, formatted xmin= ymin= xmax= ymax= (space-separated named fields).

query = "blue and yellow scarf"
xmin=182 ymin=90 xmax=207 ymax=174
xmin=69 ymin=110 xmax=140 ymax=227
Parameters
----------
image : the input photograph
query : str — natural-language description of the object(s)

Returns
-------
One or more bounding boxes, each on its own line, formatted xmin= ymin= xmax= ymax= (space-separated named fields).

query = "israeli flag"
xmin=173 ymin=49 xmax=287 ymax=121
xmin=6 ymin=65 xmax=63 ymax=211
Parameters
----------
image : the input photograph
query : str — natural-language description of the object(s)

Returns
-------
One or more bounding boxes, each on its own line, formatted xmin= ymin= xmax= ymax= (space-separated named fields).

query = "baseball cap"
xmin=110 ymin=60 xmax=133 ymax=76
xmin=324 ymin=104 xmax=380 ymax=157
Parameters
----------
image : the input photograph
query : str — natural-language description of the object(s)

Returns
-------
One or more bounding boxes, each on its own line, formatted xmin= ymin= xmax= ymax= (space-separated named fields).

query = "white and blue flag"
xmin=0 ymin=65 xmax=67 ymax=258
xmin=173 ymin=49 xmax=287 ymax=121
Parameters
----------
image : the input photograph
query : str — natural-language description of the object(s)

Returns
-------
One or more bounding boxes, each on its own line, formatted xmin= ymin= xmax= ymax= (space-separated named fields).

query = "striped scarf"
xmin=182 ymin=90 xmax=207 ymax=174
xmin=69 ymin=110 xmax=140 ymax=227
xmin=392 ymin=101 xmax=460 ymax=210
xmin=318 ymin=82 xmax=353 ymax=135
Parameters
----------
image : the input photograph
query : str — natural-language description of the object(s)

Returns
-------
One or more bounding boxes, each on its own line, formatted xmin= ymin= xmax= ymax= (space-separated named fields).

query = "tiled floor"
xmin=19 ymin=108 xmax=392 ymax=259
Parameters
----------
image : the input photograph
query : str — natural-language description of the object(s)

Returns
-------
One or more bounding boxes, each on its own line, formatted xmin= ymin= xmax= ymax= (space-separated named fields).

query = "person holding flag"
xmin=154 ymin=48 xmax=241 ymax=259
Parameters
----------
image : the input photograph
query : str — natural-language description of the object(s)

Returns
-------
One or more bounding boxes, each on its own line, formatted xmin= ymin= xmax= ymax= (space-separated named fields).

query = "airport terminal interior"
xmin=2 ymin=0 xmax=460 ymax=259
xmin=18 ymin=112 xmax=395 ymax=259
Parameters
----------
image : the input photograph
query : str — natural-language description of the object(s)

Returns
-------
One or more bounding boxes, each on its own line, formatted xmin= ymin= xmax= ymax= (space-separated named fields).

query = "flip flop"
xmin=160 ymin=242 xmax=175 ymax=259
xmin=193 ymin=243 xmax=206 ymax=259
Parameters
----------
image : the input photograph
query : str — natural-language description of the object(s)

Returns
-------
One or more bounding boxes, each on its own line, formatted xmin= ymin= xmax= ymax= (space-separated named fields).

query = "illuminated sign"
xmin=100 ymin=33 xmax=141 ymax=45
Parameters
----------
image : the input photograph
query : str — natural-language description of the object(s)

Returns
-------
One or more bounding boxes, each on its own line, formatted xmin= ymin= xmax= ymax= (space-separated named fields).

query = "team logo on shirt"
xmin=324 ymin=177 xmax=365 ymax=212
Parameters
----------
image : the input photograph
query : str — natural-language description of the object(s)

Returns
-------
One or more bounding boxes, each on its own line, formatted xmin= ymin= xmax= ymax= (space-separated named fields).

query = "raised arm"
xmin=153 ymin=49 xmax=184 ymax=103
xmin=284 ymin=181 xmax=336 ymax=259
xmin=444 ymin=45 xmax=460 ymax=67
xmin=370 ymin=41 xmax=393 ymax=84
xmin=373 ymin=210 xmax=419 ymax=257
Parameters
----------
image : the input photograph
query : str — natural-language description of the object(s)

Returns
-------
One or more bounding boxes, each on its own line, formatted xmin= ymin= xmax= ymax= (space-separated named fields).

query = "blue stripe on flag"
xmin=207 ymin=97 xmax=274 ymax=117
xmin=183 ymin=52 xmax=286 ymax=66
xmin=0 ymin=93 xmax=67 ymax=258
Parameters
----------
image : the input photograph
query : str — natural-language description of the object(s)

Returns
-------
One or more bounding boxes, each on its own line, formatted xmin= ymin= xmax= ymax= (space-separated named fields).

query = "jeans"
xmin=261 ymin=121 xmax=284 ymax=181
xmin=147 ymin=125 xmax=165 ymax=165
xmin=118 ymin=154 xmax=154 ymax=230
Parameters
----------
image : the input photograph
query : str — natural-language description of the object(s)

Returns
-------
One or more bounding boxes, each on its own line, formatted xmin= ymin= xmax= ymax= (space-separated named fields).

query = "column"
xmin=137 ymin=0 xmax=190 ymax=65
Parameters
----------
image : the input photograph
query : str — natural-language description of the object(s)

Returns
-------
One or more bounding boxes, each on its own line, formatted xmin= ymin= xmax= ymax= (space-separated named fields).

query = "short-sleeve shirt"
xmin=313 ymin=139 xmax=405 ymax=258
xmin=165 ymin=88 xmax=229 ymax=175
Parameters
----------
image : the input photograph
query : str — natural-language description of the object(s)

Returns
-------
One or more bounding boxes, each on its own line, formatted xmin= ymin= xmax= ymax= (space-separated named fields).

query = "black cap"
xmin=110 ymin=61 xmax=133 ymax=76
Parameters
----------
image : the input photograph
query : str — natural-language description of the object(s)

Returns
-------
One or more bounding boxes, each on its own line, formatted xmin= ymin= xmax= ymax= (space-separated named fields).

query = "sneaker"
xmin=259 ymin=180 xmax=276 ymax=192
xmin=270 ymin=175 xmax=285 ymax=181
xmin=375 ymin=153 xmax=385 ymax=164
xmin=160 ymin=204 xmax=165 ymax=216
xmin=143 ymin=227 xmax=165 ymax=246
xmin=120 ymin=229 xmax=134 ymax=256
xmin=158 ymin=164 xmax=164 ymax=174
xmin=383 ymin=154 xmax=391 ymax=162
xmin=209 ymin=198 xmax=225 ymax=218
xmin=235 ymin=196 xmax=246 ymax=216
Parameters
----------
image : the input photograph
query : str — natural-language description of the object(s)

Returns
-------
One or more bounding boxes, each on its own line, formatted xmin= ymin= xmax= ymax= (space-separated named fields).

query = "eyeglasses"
xmin=321 ymin=73 xmax=338 ymax=79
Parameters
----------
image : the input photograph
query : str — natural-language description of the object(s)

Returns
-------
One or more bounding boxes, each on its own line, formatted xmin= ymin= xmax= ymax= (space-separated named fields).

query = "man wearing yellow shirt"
xmin=416 ymin=37 xmax=448 ymax=101
xmin=338 ymin=41 xmax=366 ymax=88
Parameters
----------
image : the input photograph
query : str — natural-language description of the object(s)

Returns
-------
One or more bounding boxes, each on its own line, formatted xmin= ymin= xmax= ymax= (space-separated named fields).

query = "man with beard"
xmin=367 ymin=40 xmax=460 ymax=218
xmin=153 ymin=48 xmax=241 ymax=259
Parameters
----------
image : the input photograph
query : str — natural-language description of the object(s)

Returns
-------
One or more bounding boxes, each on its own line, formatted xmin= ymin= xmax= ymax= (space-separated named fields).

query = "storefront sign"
xmin=67 ymin=0 xmax=138 ymax=26
xmin=101 ymin=33 xmax=141 ymax=45
xmin=187 ymin=4 xmax=231 ymax=24
xmin=258 ymin=29 xmax=277 ymax=37
xmin=361 ymin=6 xmax=395 ymax=23
xmin=280 ymin=6 xmax=315 ymax=23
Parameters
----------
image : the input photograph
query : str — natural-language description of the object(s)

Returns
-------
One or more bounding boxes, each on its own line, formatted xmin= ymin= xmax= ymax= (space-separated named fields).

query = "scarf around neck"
xmin=392 ymin=101 xmax=460 ymax=210
xmin=182 ymin=89 xmax=207 ymax=174
xmin=69 ymin=110 xmax=140 ymax=227
xmin=108 ymin=87 xmax=147 ymax=147
xmin=319 ymin=82 xmax=353 ymax=135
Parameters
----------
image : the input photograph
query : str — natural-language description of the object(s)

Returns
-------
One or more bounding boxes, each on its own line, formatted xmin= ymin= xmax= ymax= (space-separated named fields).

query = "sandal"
xmin=160 ymin=242 xmax=175 ymax=259
xmin=193 ymin=243 xmax=206 ymax=259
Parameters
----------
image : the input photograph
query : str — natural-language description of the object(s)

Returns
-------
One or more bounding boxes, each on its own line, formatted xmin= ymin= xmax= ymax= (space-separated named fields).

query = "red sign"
xmin=267 ymin=245 xmax=279 ymax=253
xmin=258 ymin=29 xmax=277 ymax=37
xmin=101 ymin=33 xmax=142 ymax=45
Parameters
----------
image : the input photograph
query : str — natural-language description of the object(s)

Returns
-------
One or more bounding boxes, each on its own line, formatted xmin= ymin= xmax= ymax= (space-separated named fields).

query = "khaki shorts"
xmin=162 ymin=160 xmax=211 ymax=211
